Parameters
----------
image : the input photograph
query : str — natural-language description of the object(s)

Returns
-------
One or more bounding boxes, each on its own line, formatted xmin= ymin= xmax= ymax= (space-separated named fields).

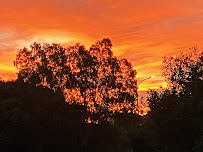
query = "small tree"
xmin=15 ymin=38 xmax=138 ymax=121
xmin=148 ymin=47 xmax=203 ymax=117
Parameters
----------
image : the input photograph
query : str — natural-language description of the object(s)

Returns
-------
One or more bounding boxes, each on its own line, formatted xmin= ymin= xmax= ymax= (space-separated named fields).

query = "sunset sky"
xmin=0 ymin=0 xmax=203 ymax=91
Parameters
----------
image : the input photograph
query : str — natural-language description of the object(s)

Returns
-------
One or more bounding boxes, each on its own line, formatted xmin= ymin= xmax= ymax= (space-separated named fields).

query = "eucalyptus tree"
xmin=15 ymin=38 xmax=138 ymax=121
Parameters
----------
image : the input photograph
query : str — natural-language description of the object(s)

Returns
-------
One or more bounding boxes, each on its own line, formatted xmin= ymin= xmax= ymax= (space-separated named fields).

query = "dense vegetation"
xmin=0 ymin=40 xmax=202 ymax=151
xmin=0 ymin=81 xmax=134 ymax=151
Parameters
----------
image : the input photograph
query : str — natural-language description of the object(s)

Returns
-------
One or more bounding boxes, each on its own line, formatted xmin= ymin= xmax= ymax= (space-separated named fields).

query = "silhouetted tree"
xmin=15 ymin=38 xmax=138 ymax=121
xmin=146 ymin=48 xmax=203 ymax=151
xmin=163 ymin=47 xmax=203 ymax=91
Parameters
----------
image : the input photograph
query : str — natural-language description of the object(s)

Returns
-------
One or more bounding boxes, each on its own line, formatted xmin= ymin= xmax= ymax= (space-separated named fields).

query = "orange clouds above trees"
xmin=0 ymin=0 xmax=203 ymax=90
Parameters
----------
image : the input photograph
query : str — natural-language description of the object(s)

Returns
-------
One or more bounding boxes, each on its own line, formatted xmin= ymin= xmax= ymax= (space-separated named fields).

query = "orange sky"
xmin=0 ymin=0 xmax=203 ymax=91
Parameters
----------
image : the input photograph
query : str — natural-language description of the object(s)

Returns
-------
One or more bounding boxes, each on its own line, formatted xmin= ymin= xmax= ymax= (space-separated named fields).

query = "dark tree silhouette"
xmin=14 ymin=38 xmax=138 ymax=121
xmin=162 ymin=47 xmax=203 ymax=91
xmin=146 ymin=48 xmax=203 ymax=151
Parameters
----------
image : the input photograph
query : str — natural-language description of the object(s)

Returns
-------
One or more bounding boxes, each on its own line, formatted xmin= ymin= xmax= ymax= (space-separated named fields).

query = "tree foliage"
xmin=14 ymin=38 xmax=138 ymax=120
xmin=146 ymin=48 xmax=203 ymax=151
xmin=0 ymin=81 xmax=133 ymax=152
xmin=162 ymin=47 xmax=203 ymax=91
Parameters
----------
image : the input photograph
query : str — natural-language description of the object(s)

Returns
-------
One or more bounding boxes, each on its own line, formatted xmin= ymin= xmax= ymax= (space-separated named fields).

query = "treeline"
xmin=0 ymin=40 xmax=202 ymax=151
xmin=0 ymin=75 xmax=202 ymax=152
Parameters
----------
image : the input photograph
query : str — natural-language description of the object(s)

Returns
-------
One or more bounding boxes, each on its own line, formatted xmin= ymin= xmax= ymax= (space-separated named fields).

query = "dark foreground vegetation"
xmin=0 ymin=39 xmax=202 ymax=151
xmin=0 ymin=77 xmax=202 ymax=152
xmin=0 ymin=81 xmax=132 ymax=152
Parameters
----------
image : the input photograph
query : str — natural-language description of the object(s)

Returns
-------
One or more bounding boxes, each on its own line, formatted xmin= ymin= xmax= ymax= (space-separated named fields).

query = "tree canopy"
xmin=162 ymin=47 xmax=203 ymax=92
xmin=1 ymin=40 xmax=201 ymax=151
xmin=14 ymin=38 xmax=138 ymax=121
xmin=146 ymin=48 xmax=203 ymax=151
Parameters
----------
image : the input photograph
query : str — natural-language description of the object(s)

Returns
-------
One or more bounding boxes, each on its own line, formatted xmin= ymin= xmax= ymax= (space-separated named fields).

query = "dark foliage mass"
xmin=0 ymin=39 xmax=202 ymax=151
xmin=0 ymin=81 xmax=132 ymax=152
xmin=146 ymin=49 xmax=203 ymax=152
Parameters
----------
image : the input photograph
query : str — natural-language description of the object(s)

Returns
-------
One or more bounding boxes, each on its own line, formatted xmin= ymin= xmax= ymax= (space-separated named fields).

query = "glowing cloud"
xmin=0 ymin=0 xmax=203 ymax=91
